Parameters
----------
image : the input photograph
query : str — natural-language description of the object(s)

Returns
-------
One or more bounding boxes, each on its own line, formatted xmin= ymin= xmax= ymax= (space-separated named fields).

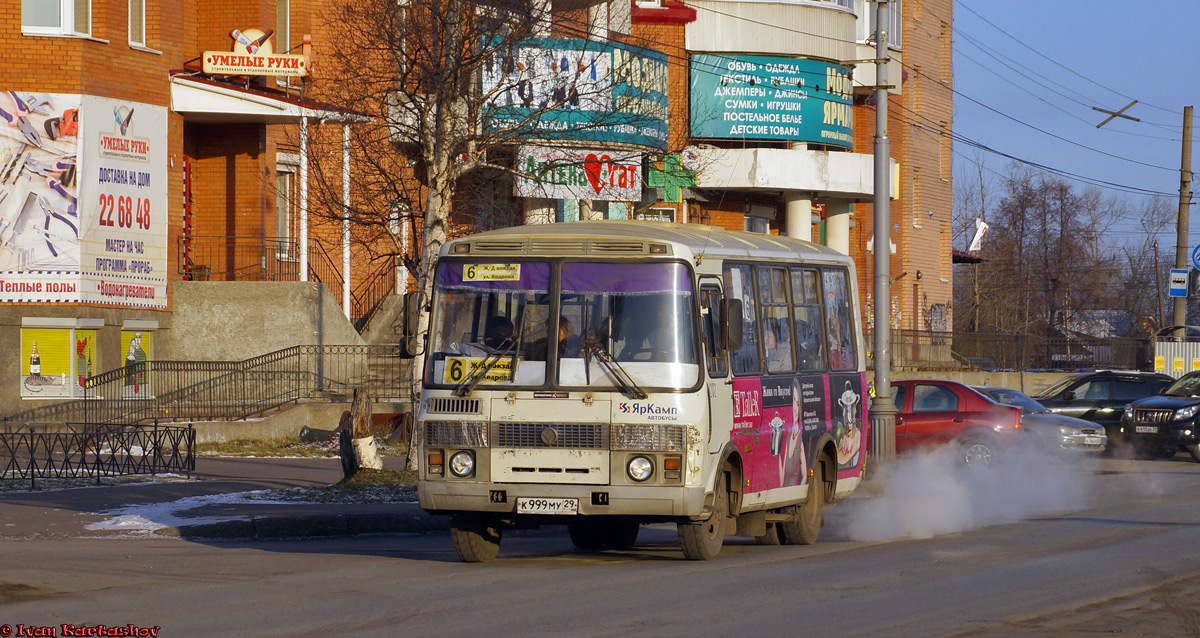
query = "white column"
xmin=299 ymin=117 xmax=309 ymax=282
xmin=525 ymin=198 xmax=555 ymax=225
xmin=785 ymin=194 xmax=812 ymax=241
xmin=824 ymin=200 xmax=851 ymax=255
xmin=342 ymin=124 xmax=351 ymax=319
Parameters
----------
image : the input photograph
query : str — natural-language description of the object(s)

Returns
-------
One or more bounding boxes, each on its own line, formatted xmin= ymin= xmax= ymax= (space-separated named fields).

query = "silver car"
xmin=974 ymin=386 xmax=1107 ymax=459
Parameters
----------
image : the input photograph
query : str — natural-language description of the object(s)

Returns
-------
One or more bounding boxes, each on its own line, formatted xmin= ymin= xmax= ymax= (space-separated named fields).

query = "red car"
xmin=891 ymin=379 xmax=1025 ymax=466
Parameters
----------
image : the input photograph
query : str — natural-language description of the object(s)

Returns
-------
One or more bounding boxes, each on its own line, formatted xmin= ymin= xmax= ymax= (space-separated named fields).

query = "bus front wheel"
xmin=678 ymin=470 xmax=729 ymax=560
xmin=450 ymin=513 xmax=502 ymax=563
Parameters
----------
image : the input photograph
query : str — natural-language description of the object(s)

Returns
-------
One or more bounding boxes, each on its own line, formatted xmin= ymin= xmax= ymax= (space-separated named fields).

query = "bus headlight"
xmin=627 ymin=456 xmax=654 ymax=482
xmin=449 ymin=451 xmax=475 ymax=477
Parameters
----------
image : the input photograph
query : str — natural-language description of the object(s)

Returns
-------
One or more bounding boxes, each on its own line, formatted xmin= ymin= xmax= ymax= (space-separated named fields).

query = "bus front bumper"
xmin=419 ymin=480 xmax=710 ymax=520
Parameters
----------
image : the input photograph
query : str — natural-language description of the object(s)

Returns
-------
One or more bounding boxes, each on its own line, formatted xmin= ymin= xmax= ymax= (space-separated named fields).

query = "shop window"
xmin=121 ymin=330 xmax=152 ymax=398
xmin=129 ymin=0 xmax=144 ymax=45
xmin=21 ymin=322 xmax=100 ymax=399
xmin=23 ymin=0 xmax=90 ymax=36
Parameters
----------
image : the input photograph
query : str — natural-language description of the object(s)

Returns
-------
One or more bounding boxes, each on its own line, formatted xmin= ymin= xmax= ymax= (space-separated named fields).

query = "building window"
xmin=129 ymin=0 xmax=144 ymax=45
xmin=855 ymin=0 xmax=900 ymax=48
xmin=23 ymin=0 xmax=90 ymax=35
xmin=275 ymin=155 xmax=299 ymax=260
xmin=20 ymin=323 xmax=100 ymax=399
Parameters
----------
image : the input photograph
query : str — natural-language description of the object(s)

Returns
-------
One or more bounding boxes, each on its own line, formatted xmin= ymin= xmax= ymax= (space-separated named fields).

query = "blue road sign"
xmin=1192 ymin=245 xmax=1200 ymax=271
xmin=1170 ymin=269 xmax=1189 ymax=298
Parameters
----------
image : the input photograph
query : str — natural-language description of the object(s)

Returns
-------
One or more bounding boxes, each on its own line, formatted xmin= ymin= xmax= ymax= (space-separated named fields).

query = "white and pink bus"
xmin=408 ymin=221 xmax=867 ymax=562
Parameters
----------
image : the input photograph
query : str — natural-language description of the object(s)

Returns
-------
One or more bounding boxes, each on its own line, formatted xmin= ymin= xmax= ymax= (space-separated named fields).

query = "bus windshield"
xmin=426 ymin=260 xmax=698 ymax=392
xmin=558 ymin=262 xmax=698 ymax=391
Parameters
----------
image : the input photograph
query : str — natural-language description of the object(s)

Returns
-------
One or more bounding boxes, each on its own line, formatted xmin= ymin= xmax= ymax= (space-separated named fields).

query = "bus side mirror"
xmin=723 ymin=298 xmax=743 ymax=351
xmin=399 ymin=292 xmax=421 ymax=359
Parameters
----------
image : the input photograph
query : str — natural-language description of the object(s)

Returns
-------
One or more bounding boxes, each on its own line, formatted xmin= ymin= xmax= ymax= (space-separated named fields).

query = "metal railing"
xmin=352 ymin=256 xmax=398 ymax=331
xmin=177 ymin=234 xmax=391 ymax=328
xmin=869 ymin=330 xmax=1146 ymax=372
xmin=5 ymin=346 xmax=409 ymax=425
xmin=1 ymin=422 xmax=195 ymax=486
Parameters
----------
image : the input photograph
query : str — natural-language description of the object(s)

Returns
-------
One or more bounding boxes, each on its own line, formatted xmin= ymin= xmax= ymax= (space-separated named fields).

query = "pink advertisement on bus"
xmin=732 ymin=372 xmax=867 ymax=494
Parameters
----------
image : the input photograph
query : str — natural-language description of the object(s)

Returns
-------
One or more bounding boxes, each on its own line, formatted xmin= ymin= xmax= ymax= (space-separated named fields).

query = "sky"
xmin=950 ymin=0 xmax=1198 ymax=248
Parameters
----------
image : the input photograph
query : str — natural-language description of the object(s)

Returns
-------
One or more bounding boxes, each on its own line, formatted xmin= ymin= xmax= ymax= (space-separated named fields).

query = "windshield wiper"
xmin=584 ymin=340 xmax=648 ymax=400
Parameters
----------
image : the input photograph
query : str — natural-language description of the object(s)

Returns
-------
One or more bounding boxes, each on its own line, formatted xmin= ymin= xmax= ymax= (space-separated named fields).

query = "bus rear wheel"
xmin=780 ymin=456 xmax=827 ymax=545
xmin=678 ymin=471 xmax=729 ymax=560
xmin=450 ymin=513 xmax=502 ymax=563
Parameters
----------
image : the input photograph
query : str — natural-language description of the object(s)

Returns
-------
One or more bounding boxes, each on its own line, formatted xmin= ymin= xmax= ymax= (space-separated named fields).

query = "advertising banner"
xmin=20 ymin=327 xmax=97 ymax=398
xmin=482 ymin=38 xmax=669 ymax=150
xmin=514 ymin=146 xmax=642 ymax=201
xmin=690 ymin=54 xmax=853 ymax=147
xmin=0 ymin=92 xmax=167 ymax=308
xmin=78 ymin=96 xmax=168 ymax=308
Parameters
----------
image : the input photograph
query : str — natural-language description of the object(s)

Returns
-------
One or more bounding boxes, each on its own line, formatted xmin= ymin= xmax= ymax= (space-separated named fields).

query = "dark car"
xmin=1033 ymin=371 xmax=1174 ymax=449
xmin=974 ymin=386 xmax=1106 ymax=460
xmin=892 ymin=379 xmax=1024 ymax=467
xmin=1118 ymin=371 xmax=1200 ymax=462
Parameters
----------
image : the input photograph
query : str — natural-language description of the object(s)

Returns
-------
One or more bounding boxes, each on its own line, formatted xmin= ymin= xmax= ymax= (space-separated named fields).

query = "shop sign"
xmin=634 ymin=209 xmax=674 ymax=222
xmin=203 ymin=28 xmax=310 ymax=77
xmin=0 ymin=92 xmax=168 ymax=308
xmin=481 ymin=38 xmax=668 ymax=150
xmin=515 ymin=146 xmax=642 ymax=201
xmin=690 ymin=54 xmax=852 ymax=148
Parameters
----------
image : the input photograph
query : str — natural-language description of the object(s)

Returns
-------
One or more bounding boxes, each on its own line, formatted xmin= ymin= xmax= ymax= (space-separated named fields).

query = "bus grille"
xmin=612 ymin=424 xmax=685 ymax=452
xmin=426 ymin=397 xmax=482 ymax=414
xmin=425 ymin=421 xmax=488 ymax=447
xmin=496 ymin=423 xmax=605 ymax=449
xmin=1133 ymin=409 xmax=1174 ymax=424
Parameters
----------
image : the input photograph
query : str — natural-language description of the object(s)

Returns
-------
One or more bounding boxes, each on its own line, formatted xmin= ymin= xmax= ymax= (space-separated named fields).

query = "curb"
xmin=158 ymin=512 xmax=451 ymax=540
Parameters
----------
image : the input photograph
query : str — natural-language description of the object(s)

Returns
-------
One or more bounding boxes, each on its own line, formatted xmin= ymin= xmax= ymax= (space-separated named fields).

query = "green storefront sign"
xmin=690 ymin=54 xmax=852 ymax=148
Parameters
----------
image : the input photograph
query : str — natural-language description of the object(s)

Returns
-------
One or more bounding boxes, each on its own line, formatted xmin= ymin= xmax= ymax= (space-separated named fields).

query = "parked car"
xmin=1118 ymin=371 xmax=1200 ymax=462
xmin=892 ymin=379 xmax=1024 ymax=467
xmin=1033 ymin=370 xmax=1173 ymax=451
xmin=974 ymin=386 xmax=1106 ymax=460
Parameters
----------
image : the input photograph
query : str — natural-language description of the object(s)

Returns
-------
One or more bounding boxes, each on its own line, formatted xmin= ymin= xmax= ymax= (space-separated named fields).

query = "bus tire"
xmin=678 ymin=470 xmax=728 ymax=560
xmin=781 ymin=456 xmax=827 ymax=545
xmin=567 ymin=523 xmax=607 ymax=551
xmin=450 ymin=514 xmax=502 ymax=563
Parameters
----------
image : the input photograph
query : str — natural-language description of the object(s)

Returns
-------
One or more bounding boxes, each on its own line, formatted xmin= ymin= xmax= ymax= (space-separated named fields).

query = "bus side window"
xmin=790 ymin=268 xmax=827 ymax=372
xmin=723 ymin=263 xmax=761 ymax=376
xmin=700 ymin=282 xmax=728 ymax=377
xmin=821 ymin=267 xmax=857 ymax=371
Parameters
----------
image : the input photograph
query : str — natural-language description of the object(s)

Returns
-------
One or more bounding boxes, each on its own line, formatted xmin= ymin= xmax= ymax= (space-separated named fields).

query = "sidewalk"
xmin=0 ymin=457 xmax=449 ymax=541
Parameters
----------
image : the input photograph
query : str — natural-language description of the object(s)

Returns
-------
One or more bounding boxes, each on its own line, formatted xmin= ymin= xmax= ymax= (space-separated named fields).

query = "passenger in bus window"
xmin=763 ymin=317 xmax=792 ymax=373
xmin=794 ymin=316 xmax=823 ymax=370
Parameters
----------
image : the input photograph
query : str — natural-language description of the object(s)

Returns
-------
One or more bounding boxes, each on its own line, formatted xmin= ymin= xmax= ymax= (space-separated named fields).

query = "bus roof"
xmin=440 ymin=220 xmax=854 ymax=266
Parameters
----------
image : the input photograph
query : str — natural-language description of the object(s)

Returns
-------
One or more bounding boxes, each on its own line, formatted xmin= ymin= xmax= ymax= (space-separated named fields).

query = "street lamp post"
xmin=868 ymin=0 xmax=896 ymax=467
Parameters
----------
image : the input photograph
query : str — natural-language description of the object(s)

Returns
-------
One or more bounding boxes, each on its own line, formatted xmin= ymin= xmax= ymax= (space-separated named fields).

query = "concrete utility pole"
xmin=1174 ymin=106 xmax=1193 ymax=335
xmin=868 ymin=0 xmax=896 ymax=466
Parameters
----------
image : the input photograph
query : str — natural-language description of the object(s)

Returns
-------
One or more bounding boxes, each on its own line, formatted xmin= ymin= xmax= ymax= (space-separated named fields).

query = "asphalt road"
xmin=3 ymin=455 xmax=1200 ymax=637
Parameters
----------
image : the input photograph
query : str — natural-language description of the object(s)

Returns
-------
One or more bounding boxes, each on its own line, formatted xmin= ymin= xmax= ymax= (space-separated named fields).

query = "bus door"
xmin=700 ymin=278 xmax=731 ymax=454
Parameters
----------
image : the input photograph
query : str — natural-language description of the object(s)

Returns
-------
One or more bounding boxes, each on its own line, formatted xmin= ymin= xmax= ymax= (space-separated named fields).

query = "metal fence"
xmin=5 ymin=345 xmax=409 ymax=426
xmin=0 ymin=422 xmax=195 ymax=486
xmin=870 ymin=330 xmax=1147 ymax=372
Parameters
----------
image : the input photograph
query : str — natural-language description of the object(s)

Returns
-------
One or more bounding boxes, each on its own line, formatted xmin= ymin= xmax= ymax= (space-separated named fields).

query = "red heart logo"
xmin=583 ymin=153 xmax=607 ymax=195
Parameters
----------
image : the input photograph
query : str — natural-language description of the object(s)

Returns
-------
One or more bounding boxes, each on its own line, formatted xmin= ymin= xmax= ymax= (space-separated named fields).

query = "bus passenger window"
xmin=758 ymin=266 xmax=793 ymax=374
xmin=790 ymin=268 xmax=826 ymax=371
xmin=822 ymin=268 xmax=857 ymax=371
xmin=723 ymin=263 xmax=760 ymax=375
